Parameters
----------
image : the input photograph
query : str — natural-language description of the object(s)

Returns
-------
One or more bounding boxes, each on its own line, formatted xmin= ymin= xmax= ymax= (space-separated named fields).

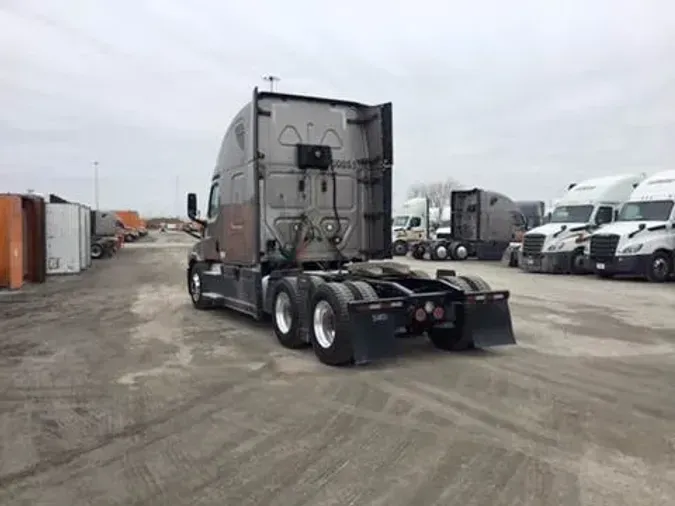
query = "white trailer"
xmin=519 ymin=173 xmax=646 ymax=274
xmin=588 ymin=170 xmax=675 ymax=281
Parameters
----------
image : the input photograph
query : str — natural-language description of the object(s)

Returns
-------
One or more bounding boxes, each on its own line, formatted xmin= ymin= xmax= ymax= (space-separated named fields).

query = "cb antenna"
xmin=262 ymin=75 xmax=280 ymax=92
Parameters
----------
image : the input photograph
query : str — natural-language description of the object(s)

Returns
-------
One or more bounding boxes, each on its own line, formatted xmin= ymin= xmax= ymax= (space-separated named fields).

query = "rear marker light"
xmin=414 ymin=308 xmax=427 ymax=322
xmin=432 ymin=307 xmax=444 ymax=320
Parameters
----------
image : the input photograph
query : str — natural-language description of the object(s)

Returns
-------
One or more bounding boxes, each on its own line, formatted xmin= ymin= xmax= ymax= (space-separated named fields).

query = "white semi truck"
xmin=519 ymin=173 xmax=646 ymax=274
xmin=588 ymin=170 xmax=675 ymax=282
xmin=391 ymin=198 xmax=430 ymax=255
xmin=391 ymin=198 xmax=443 ymax=255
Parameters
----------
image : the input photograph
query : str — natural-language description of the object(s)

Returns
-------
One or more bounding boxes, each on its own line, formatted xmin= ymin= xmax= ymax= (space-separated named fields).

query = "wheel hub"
xmin=653 ymin=257 xmax=669 ymax=278
xmin=455 ymin=245 xmax=468 ymax=259
xmin=190 ymin=272 xmax=201 ymax=301
xmin=436 ymin=245 xmax=448 ymax=259
xmin=313 ymin=300 xmax=336 ymax=349
xmin=274 ymin=292 xmax=293 ymax=334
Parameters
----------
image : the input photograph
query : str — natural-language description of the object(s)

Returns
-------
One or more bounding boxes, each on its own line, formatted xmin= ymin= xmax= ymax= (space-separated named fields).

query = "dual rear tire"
xmin=270 ymin=278 xmax=378 ymax=366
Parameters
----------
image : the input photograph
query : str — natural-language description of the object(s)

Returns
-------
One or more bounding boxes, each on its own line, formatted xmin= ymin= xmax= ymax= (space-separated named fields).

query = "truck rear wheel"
xmin=343 ymin=281 xmax=378 ymax=301
xmin=91 ymin=243 xmax=104 ymax=259
xmin=458 ymin=275 xmax=491 ymax=292
xmin=309 ymin=282 xmax=356 ymax=366
xmin=439 ymin=275 xmax=474 ymax=293
xmin=428 ymin=316 xmax=472 ymax=352
xmin=450 ymin=241 xmax=469 ymax=260
xmin=271 ymin=278 xmax=306 ymax=349
xmin=432 ymin=242 xmax=449 ymax=260
xmin=411 ymin=244 xmax=425 ymax=260
xmin=392 ymin=240 xmax=408 ymax=256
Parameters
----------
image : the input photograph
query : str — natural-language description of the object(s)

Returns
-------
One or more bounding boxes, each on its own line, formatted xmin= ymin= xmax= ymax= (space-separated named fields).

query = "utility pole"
xmin=93 ymin=160 xmax=100 ymax=209
xmin=262 ymin=75 xmax=280 ymax=91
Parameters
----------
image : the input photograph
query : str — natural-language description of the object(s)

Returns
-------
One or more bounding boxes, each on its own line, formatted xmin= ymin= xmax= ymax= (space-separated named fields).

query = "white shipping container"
xmin=46 ymin=203 xmax=84 ymax=274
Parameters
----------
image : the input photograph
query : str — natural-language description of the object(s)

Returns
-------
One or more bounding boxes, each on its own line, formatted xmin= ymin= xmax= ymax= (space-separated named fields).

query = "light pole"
xmin=262 ymin=75 xmax=280 ymax=91
xmin=93 ymin=160 xmax=100 ymax=209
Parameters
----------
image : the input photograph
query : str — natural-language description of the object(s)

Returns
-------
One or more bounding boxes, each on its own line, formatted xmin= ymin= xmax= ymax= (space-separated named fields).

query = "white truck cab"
xmin=519 ymin=173 xmax=646 ymax=274
xmin=391 ymin=197 xmax=429 ymax=255
xmin=589 ymin=170 xmax=675 ymax=282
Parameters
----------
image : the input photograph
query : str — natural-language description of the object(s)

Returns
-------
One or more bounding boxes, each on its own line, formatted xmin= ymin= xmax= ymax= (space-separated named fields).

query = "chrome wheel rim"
xmin=190 ymin=272 xmax=201 ymax=301
xmin=436 ymin=246 xmax=447 ymax=259
xmin=455 ymin=245 xmax=468 ymax=259
xmin=313 ymin=300 xmax=335 ymax=349
xmin=274 ymin=291 xmax=293 ymax=334
xmin=653 ymin=257 xmax=669 ymax=279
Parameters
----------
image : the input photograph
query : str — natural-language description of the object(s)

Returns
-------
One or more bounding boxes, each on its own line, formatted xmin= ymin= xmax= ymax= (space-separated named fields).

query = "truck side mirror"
xmin=187 ymin=193 xmax=198 ymax=219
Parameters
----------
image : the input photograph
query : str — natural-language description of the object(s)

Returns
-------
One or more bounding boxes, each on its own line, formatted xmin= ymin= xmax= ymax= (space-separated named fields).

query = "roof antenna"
xmin=262 ymin=75 xmax=280 ymax=92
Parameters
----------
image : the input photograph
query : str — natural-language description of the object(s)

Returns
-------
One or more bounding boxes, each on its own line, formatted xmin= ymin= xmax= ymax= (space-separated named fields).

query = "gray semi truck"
xmin=411 ymin=189 xmax=529 ymax=261
xmin=185 ymin=88 xmax=516 ymax=366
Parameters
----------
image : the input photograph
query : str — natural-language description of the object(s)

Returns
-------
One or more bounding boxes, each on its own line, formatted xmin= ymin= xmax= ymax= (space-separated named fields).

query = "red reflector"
xmin=414 ymin=308 xmax=427 ymax=322
xmin=432 ymin=306 xmax=444 ymax=320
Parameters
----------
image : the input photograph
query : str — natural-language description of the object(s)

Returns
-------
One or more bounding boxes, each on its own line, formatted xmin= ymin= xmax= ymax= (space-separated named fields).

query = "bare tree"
xmin=406 ymin=178 xmax=464 ymax=208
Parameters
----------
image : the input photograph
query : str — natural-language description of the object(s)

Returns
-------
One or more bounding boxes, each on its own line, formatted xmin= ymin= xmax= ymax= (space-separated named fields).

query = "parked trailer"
xmin=588 ymin=170 xmax=675 ymax=282
xmin=519 ymin=173 xmax=646 ymax=274
xmin=184 ymin=89 xmax=516 ymax=366
xmin=46 ymin=203 xmax=87 ymax=274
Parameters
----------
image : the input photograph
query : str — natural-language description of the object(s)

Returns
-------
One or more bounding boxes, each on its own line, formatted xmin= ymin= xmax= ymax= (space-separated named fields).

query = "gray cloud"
xmin=2 ymin=0 xmax=675 ymax=215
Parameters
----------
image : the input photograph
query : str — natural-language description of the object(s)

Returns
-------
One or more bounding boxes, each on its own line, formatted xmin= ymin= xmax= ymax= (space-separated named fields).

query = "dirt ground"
xmin=2 ymin=232 xmax=675 ymax=506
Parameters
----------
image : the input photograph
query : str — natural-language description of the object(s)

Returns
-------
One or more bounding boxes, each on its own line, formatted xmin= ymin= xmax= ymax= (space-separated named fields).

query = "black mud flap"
xmin=461 ymin=291 xmax=516 ymax=348
xmin=346 ymin=298 xmax=403 ymax=365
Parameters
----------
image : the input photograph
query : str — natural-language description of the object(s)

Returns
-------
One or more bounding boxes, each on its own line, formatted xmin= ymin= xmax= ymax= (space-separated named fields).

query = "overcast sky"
xmin=2 ymin=0 xmax=675 ymax=216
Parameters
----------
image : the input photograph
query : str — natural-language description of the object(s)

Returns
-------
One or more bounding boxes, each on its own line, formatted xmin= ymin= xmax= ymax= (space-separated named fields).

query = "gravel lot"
xmin=2 ymin=232 xmax=675 ymax=505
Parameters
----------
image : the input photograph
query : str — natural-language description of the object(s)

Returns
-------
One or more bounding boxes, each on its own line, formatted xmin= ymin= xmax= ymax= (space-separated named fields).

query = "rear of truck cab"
xmin=185 ymin=88 xmax=517 ymax=366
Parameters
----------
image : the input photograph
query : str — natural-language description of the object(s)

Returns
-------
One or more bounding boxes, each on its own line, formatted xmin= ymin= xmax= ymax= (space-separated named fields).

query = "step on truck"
xmin=588 ymin=170 xmax=675 ymax=282
xmin=184 ymin=88 xmax=516 ymax=366
xmin=519 ymin=174 xmax=646 ymax=274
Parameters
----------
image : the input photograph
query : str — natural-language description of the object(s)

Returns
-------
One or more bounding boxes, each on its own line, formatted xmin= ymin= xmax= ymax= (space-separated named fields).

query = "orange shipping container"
xmin=114 ymin=210 xmax=142 ymax=229
xmin=0 ymin=195 xmax=24 ymax=289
